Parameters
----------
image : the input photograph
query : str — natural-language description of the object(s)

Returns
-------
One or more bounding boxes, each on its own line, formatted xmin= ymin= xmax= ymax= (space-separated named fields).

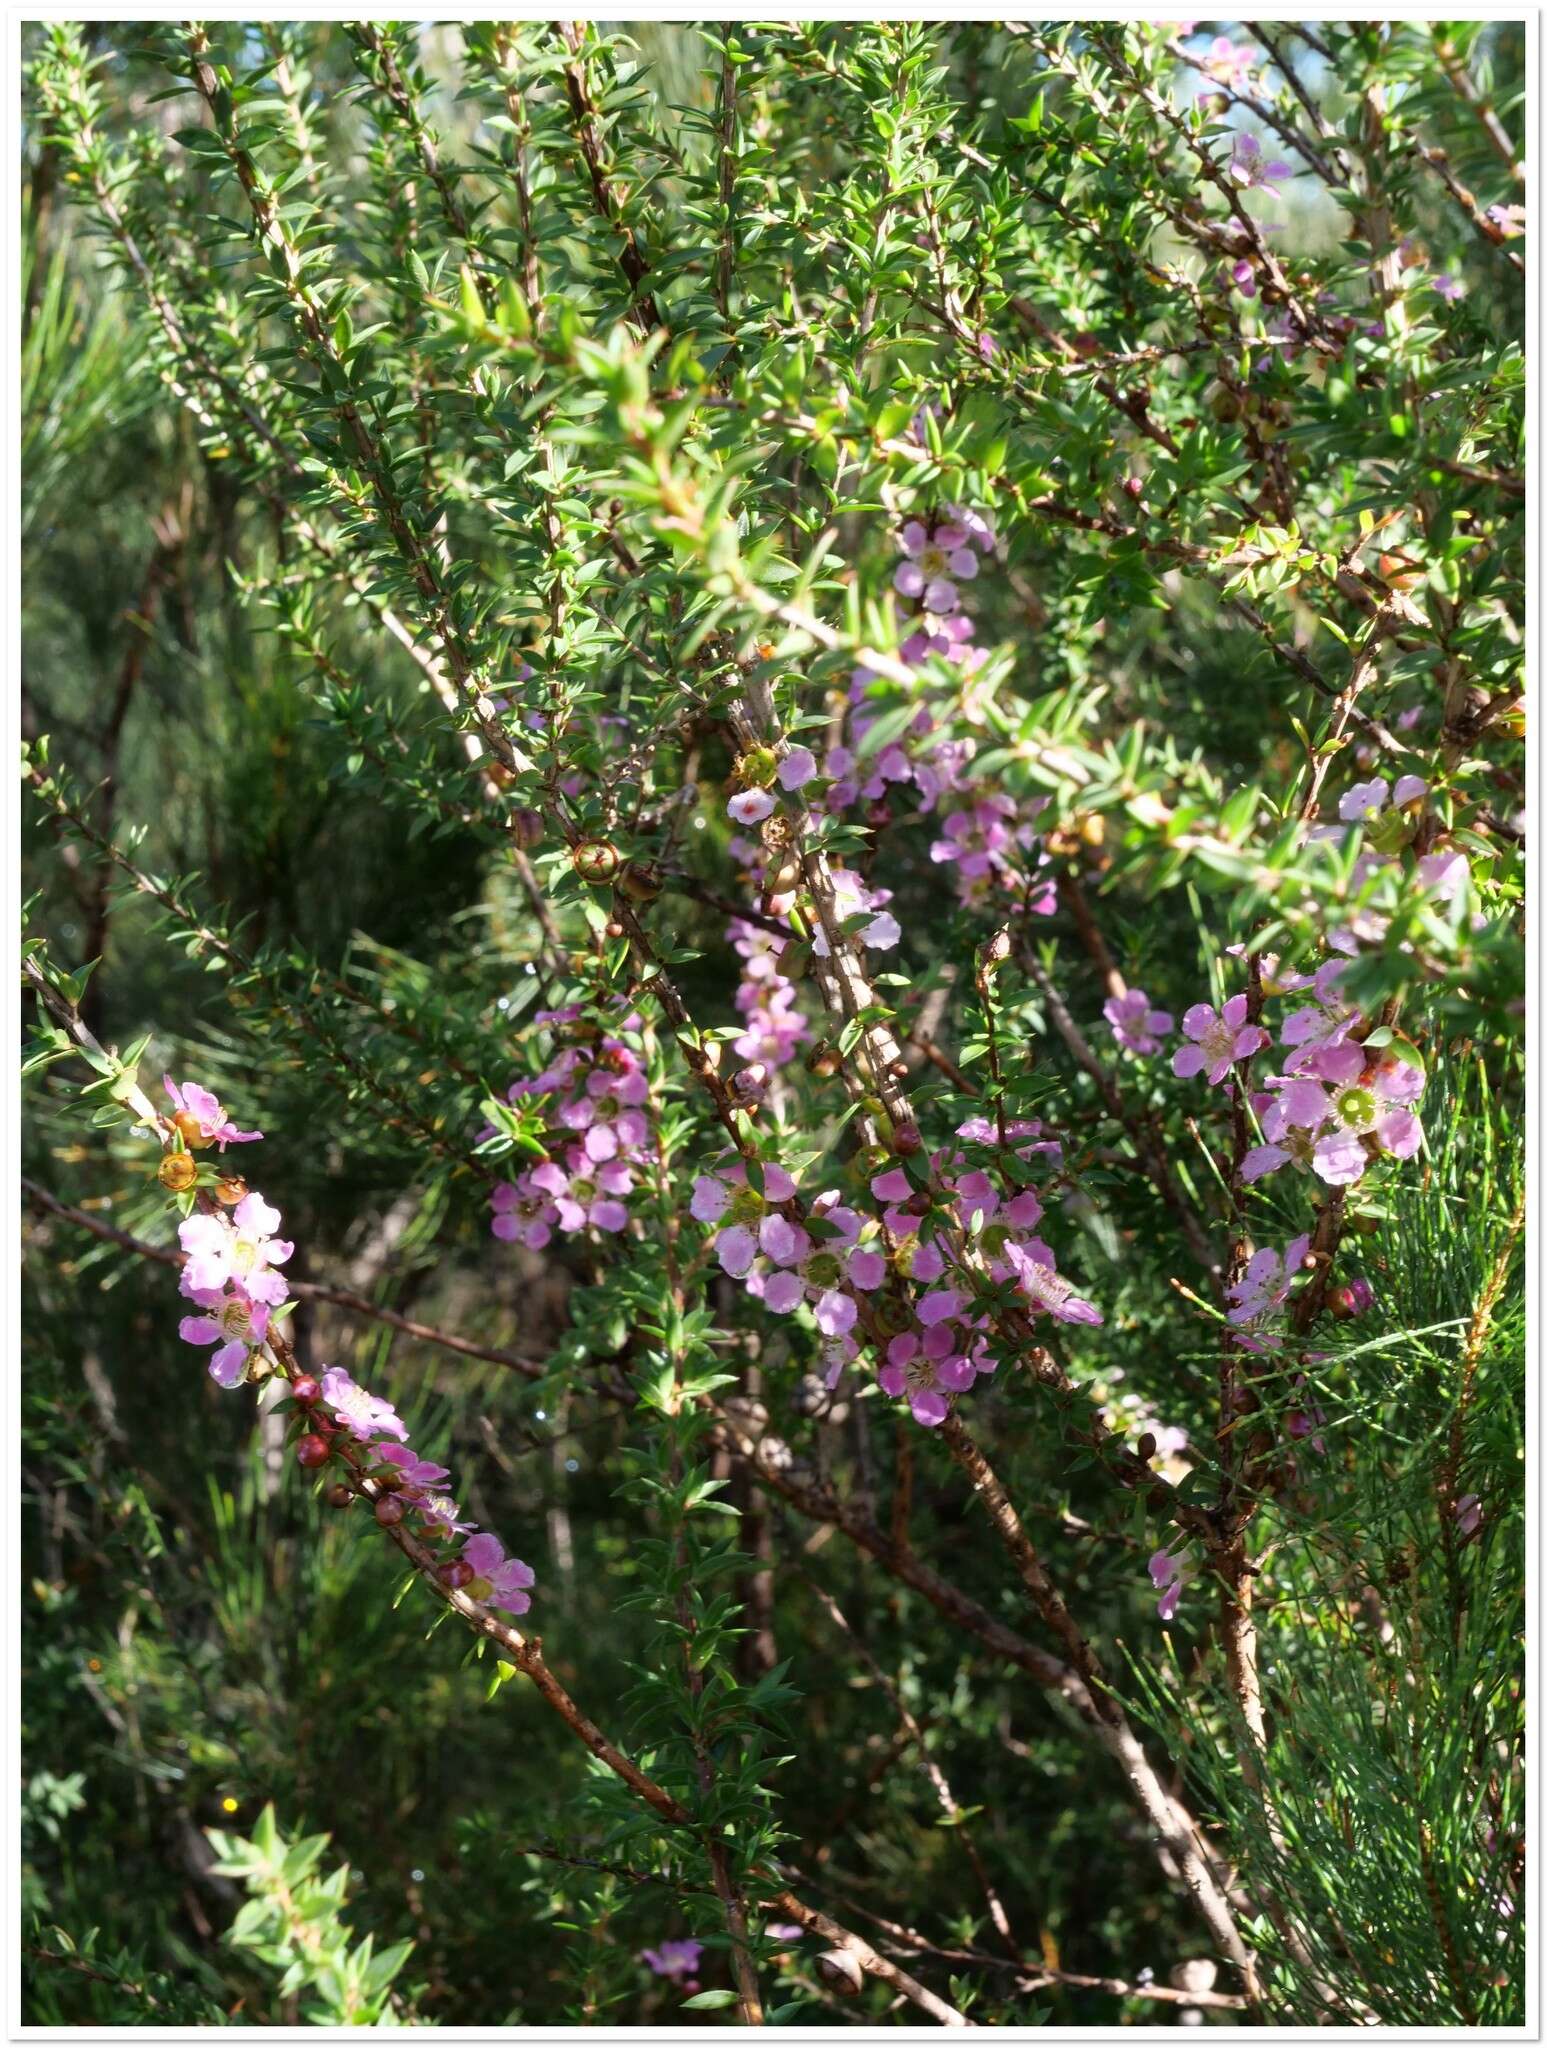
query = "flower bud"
xmin=373 ymin=1494 xmax=407 ymax=1527
xmin=291 ymin=1375 xmax=321 ymax=1406
xmin=157 ymin=1151 xmax=197 ymax=1193
xmin=325 ymin=1483 xmax=354 ymax=1509
xmin=570 ymin=839 xmax=620 ymax=885
xmin=295 ymin=1434 xmax=331 ymax=1470
xmin=891 ymin=1119 xmax=923 ymax=1157
xmin=1137 ymin=1431 xmax=1157 ymax=1463
xmin=806 ymin=1040 xmax=841 ymax=1078
xmin=439 ymin=1558 xmax=475 ymax=1591
xmin=816 ymin=1951 xmax=865 ymax=1997
xmin=510 ymin=807 xmax=544 ymax=849
xmin=730 ymin=1063 xmax=769 ymax=1107
xmin=977 ymin=927 xmax=1013 ymax=976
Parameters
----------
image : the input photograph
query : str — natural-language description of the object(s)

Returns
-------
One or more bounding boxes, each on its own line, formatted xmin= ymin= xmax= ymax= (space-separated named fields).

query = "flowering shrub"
xmin=22 ymin=19 xmax=1523 ymax=2029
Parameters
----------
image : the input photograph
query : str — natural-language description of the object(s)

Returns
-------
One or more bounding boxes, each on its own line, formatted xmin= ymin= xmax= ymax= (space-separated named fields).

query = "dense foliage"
xmin=21 ymin=19 xmax=1524 ymax=2029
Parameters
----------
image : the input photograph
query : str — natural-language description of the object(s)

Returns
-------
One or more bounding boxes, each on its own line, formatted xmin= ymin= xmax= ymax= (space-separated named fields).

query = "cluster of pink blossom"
xmin=800 ymin=506 xmax=1059 ymax=915
xmin=693 ymin=1118 xmax=1101 ymax=1432
xmin=489 ymin=1014 xmax=654 ymax=1249
xmin=1171 ymin=956 xmax=1427 ymax=1191
xmin=728 ymin=915 xmax=811 ymax=1071
xmin=165 ymin=1078 xmax=535 ymax=1615
xmin=869 ymin=1116 xmax=1101 ymax=1424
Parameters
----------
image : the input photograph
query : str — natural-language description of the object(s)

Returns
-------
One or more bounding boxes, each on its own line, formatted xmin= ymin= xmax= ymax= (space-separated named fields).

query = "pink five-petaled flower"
xmin=1230 ymin=133 xmax=1293 ymax=192
xmin=1226 ymin=1234 xmax=1311 ymax=1348
xmin=1432 ymin=273 xmax=1465 ymax=303
xmin=1172 ymin=995 xmax=1269 ymax=1086
xmin=178 ymin=1193 xmax=294 ymax=1306
xmin=490 ymin=1174 xmax=559 ymax=1250
xmin=1003 ymin=1239 xmax=1103 ymax=1325
xmin=459 ymin=1532 xmax=535 ymax=1616
xmin=374 ymin=1444 xmax=451 ymax=1494
xmin=778 ymin=746 xmax=817 ymax=791
xmin=1301 ymin=1056 xmax=1425 ymax=1187
xmin=727 ymin=789 xmax=776 ymax=826
xmin=1149 ymin=1548 xmax=1186 ymax=1622
xmin=529 ymin=1148 xmax=633 ymax=1232
xmin=318 ymin=1364 xmax=410 ymax=1445
xmin=894 ymin=519 xmax=980 ymax=615
xmin=1203 ymin=34 xmax=1254 ymax=88
xmin=752 ymin=1198 xmax=886 ymax=1338
xmin=164 ymin=1077 xmax=262 ymax=1150
xmin=178 ymin=1285 xmax=271 ymax=1389
xmin=878 ymin=1328 xmax=978 ymax=1427
xmin=1104 ymin=987 xmax=1174 ymax=1056
xmin=692 ymin=1159 xmax=800 ymax=1277
xmin=1338 ymin=775 xmax=1428 ymax=822
xmin=641 ymin=1940 xmax=703 ymax=1980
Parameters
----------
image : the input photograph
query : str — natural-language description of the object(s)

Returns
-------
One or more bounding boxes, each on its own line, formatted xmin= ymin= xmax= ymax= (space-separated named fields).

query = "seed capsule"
xmin=510 ymin=807 xmax=544 ymax=850
xmin=157 ymin=1151 xmax=197 ymax=1193
xmin=570 ymin=839 xmax=620 ymax=886
xmin=214 ymin=1175 xmax=248 ymax=1206
xmin=171 ymin=1111 xmax=212 ymax=1151
xmin=618 ymin=860 xmax=663 ymax=903
xmin=735 ymin=745 xmax=778 ymax=790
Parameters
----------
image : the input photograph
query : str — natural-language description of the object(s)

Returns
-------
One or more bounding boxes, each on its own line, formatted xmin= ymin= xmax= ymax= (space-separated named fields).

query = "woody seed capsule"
xmin=157 ymin=1151 xmax=197 ymax=1193
xmin=570 ymin=839 xmax=620 ymax=886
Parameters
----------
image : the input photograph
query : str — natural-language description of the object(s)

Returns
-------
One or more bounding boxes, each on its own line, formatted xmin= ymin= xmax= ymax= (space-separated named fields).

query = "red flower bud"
xmin=374 ymin=1494 xmax=407 ymax=1527
xmin=295 ymin=1434 xmax=331 ymax=1470
xmin=291 ymin=1375 xmax=321 ymax=1406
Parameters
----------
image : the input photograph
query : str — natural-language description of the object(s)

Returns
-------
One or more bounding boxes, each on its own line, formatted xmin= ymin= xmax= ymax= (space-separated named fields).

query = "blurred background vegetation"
xmin=21 ymin=19 xmax=1524 ymax=2027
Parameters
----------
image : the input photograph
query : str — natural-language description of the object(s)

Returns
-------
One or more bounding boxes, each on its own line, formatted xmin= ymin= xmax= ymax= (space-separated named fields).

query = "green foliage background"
xmin=21 ymin=19 xmax=1523 ymax=2028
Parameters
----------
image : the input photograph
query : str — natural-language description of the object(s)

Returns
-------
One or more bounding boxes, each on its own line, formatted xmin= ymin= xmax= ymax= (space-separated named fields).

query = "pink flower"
xmin=1104 ymin=988 xmax=1173 ymax=1056
xmin=375 ymin=1444 xmax=451 ymax=1494
xmin=319 ymin=1364 xmax=410 ymax=1444
xmin=1230 ymin=134 xmax=1293 ymax=191
xmin=777 ymin=746 xmax=817 ymax=790
xmin=692 ymin=1158 xmax=800 ymax=1277
xmin=164 ymin=1077 xmax=262 ymax=1149
xmin=1149 ymin=1548 xmax=1186 ymax=1622
xmin=1454 ymin=1493 xmax=1483 ymax=1541
xmin=728 ymin=790 xmax=775 ymax=825
xmin=894 ymin=519 xmax=980 ymax=615
xmin=1003 ymin=1239 xmax=1102 ymax=1325
xmin=1432 ymin=273 xmax=1465 ymax=303
xmin=460 ymin=1531 xmax=535 ymax=1615
xmin=530 ymin=1149 xmax=633 ymax=1232
xmin=1226 ymin=1234 xmax=1311 ymax=1344
xmin=1203 ymin=34 xmax=1253 ymax=88
xmin=878 ymin=1328 xmax=978 ymax=1426
xmin=1172 ymin=995 xmax=1269 ymax=1085
xmin=642 ymin=1940 xmax=703 ymax=1980
xmin=178 ymin=1193 xmax=293 ymax=1306
xmin=755 ymin=1199 xmax=885 ymax=1337
xmin=490 ymin=1174 xmax=559 ymax=1250
xmin=178 ymin=1284 xmax=271 ymax=1388
xmin=809 ymin=869 xmax=899 ymax=955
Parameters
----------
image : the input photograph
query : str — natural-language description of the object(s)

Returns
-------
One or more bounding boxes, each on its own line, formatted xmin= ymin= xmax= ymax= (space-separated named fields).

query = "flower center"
xmin=802 ymin=1250 xmax=842 ymax=1290
xmin=1336 ymin=1085 xmax=1377 ymax=1131
xmin=727 ymin=1185 xmax=765 ymax=1226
